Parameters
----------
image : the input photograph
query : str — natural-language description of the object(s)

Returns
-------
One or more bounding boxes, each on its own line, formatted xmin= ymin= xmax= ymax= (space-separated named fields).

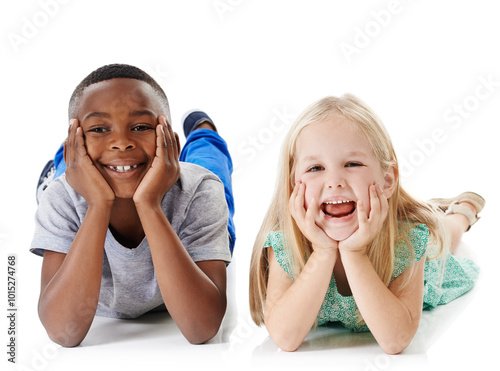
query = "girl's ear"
xmin=383 ymin=162 xmax=398 ymax=199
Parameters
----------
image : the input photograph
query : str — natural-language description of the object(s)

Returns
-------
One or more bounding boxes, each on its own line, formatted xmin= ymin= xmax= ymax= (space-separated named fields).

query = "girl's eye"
xmin=346 ymin=162 xmax=363 ymax=167
xmin=306 ymin=165 xmax=324 ymax=172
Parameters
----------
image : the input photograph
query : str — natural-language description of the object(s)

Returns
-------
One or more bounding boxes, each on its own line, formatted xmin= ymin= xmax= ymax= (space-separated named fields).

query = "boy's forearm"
xmin=38 ymin=204 xmax=111 ymax=347
xmin=340 ymin=252 xmax=420 ymax=354
xmin=136 ymin=203 xmax=227 ymax=344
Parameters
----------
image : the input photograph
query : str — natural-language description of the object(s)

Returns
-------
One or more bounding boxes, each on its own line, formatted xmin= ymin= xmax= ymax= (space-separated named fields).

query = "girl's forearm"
xmin=340 ymin=251 xmax=421 ymax=354
xmin=135 ymin=203 xmax=226 ymax=344
xmin=265 ymin=249 xmax=337 ymax=351
xmin=38 ymin=205 xmax=110 ymax=346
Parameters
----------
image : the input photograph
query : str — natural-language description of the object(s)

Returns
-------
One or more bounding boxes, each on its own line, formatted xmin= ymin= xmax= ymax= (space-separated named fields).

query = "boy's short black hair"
xmin=68 ymin=63 xmax=170 ymax=120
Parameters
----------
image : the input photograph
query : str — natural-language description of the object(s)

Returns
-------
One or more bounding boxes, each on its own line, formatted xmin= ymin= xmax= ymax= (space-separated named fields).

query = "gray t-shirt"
xmin=30 ymin=162 xmax=231 ymax=319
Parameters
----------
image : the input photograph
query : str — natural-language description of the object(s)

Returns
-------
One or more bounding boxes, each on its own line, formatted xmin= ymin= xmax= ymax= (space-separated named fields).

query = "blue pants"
xmin=40 ymin=129 xmax=235 ymax=253
xmin=180 ymin=129 xmax=235 ymax=252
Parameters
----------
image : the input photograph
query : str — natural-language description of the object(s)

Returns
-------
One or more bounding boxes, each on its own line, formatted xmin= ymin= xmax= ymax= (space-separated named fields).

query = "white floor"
xmin=2 ymin=1 xmax=500 ymax=370
xmin=9 ymin=235 xmax=499 ymax=371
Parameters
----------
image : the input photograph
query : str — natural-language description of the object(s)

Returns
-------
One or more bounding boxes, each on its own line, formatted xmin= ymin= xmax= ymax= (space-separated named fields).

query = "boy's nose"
xmin=110 ymin=132 xmax=136 ymax=150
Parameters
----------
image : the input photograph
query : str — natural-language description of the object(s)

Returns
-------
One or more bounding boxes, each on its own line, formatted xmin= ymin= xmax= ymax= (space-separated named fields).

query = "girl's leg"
xmin=443 ymin=201 xmax=477 ymax=254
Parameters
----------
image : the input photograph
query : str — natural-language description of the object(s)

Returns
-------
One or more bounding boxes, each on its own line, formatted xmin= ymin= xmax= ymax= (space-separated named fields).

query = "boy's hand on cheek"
xmin=289 ymin=181 xmax=338 ymax=252
xmin=133 ymin=115 xmax=180 ymax=207
xmin=339 ymin=184 xmax=388 ymax=255
xmin=64 ymin=119 xmax=115 ymax=207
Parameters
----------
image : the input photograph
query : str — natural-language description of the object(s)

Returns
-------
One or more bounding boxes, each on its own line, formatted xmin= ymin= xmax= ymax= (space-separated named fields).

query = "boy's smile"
xmin=293 ymin=117 xmax=394 ymax=241
xmin=74 ymin=78 xmax=165 ymax=199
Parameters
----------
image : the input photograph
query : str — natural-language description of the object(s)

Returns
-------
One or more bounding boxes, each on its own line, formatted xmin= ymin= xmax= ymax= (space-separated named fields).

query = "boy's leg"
xmin=180 ymin=111 xmax=236 ymax=253
xmin=36 ymin=144 xmax=66 ymax=203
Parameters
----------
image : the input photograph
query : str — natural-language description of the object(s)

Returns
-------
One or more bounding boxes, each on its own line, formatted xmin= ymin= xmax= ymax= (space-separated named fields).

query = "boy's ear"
xmin=383 ymin=162 xmax=398 ymax=199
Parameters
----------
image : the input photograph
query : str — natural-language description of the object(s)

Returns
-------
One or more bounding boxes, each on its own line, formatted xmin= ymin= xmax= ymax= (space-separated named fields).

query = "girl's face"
xmin=293 ymin=117 xmax=395 ymax=241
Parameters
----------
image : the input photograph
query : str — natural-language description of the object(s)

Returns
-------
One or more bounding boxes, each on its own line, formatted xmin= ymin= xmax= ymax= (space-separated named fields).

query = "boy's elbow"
xmin=40 ymin=312 xmax=89 ymax=348
xmin=184 ymin=324 xmax=220 ymax=345
xmin=46 ymin=328 xmax=85 ymax=348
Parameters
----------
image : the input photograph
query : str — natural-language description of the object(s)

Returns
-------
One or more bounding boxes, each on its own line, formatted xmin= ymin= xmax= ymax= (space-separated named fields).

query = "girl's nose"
xmin=325 ymin=175 xmax=346 ymax=189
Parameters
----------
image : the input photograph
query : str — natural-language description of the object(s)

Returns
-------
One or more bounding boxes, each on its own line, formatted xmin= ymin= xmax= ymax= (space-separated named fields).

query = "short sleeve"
xmin=176 ymin=170 xmax=231 ymax=264
xmin=263 ymin=231 xmax=295 ymax=280
xmin=30 ymin=176 xmax=86 ymax=257
xmin=392 ymin=224 xmax=429 ymax=280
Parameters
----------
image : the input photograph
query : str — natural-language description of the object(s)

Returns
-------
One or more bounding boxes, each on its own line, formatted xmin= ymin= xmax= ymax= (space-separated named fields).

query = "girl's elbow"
xmin=267 ymin=326 xmax=304 ymax=352
xmin=378 ymin=318 xmax=419 ymax=354
xmin=379 ymin=332 xmax=414 ymax=355
xmin=381 ymin=343 xmax=406 ymax=355
xmin=276 ymin=339 xmax=301 ymax=352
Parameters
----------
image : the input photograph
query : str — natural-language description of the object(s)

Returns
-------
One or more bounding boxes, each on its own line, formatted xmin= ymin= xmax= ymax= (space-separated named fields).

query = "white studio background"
xmin=1 ymin=1 xmax=499 ymax=371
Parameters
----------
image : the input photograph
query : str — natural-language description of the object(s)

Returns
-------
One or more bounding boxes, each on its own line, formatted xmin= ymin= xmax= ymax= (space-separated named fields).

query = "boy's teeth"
xmin=109 ymin=165 xmax=138 ymax=172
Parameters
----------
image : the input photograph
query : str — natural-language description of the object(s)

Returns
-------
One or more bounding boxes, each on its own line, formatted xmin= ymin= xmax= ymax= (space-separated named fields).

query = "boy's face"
xmin=74 ymin=78 xmax=165 ymax=199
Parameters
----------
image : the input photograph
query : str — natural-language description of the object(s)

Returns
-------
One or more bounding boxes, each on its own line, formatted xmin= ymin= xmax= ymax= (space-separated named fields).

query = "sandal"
xmin=429 ymin=192 xmax=485 ymax=231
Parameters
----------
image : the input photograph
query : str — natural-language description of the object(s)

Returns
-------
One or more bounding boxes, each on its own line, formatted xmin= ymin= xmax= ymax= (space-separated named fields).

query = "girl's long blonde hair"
xmin=249 ymin=94 xmax=449 ymax=326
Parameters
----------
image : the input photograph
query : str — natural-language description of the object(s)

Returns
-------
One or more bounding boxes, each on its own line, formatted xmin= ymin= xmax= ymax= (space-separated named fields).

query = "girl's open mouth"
xmin=321 ymin=200 xmax=356 ymax=218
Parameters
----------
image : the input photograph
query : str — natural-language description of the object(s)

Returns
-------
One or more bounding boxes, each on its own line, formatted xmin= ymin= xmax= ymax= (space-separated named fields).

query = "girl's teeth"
xmin=324 ymin=200 xmax=353 ymax=204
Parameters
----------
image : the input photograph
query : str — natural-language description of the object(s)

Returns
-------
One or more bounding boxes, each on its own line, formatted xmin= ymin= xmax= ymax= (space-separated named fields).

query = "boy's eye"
xmin=132 ymin=124 xmax=154 ymax=132
xmin=88 ymin=127 xmax=108 ymax=133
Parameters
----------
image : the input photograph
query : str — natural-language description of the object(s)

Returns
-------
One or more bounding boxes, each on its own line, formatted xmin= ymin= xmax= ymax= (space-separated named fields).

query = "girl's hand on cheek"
xmin=133 ymin=115 xmax=180 ymax=207
xmin=339 ymin=184 xmax=388 ymax=255
xmin=289 ymin=181 xmax=338 ymax=252
xmin=64 ymin=119 xmax=115 ymax=207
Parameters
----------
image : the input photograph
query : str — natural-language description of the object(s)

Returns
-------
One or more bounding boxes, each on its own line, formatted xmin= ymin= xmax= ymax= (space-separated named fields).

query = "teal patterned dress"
xmin=264 ymin=224 xmax=479 ymax=332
